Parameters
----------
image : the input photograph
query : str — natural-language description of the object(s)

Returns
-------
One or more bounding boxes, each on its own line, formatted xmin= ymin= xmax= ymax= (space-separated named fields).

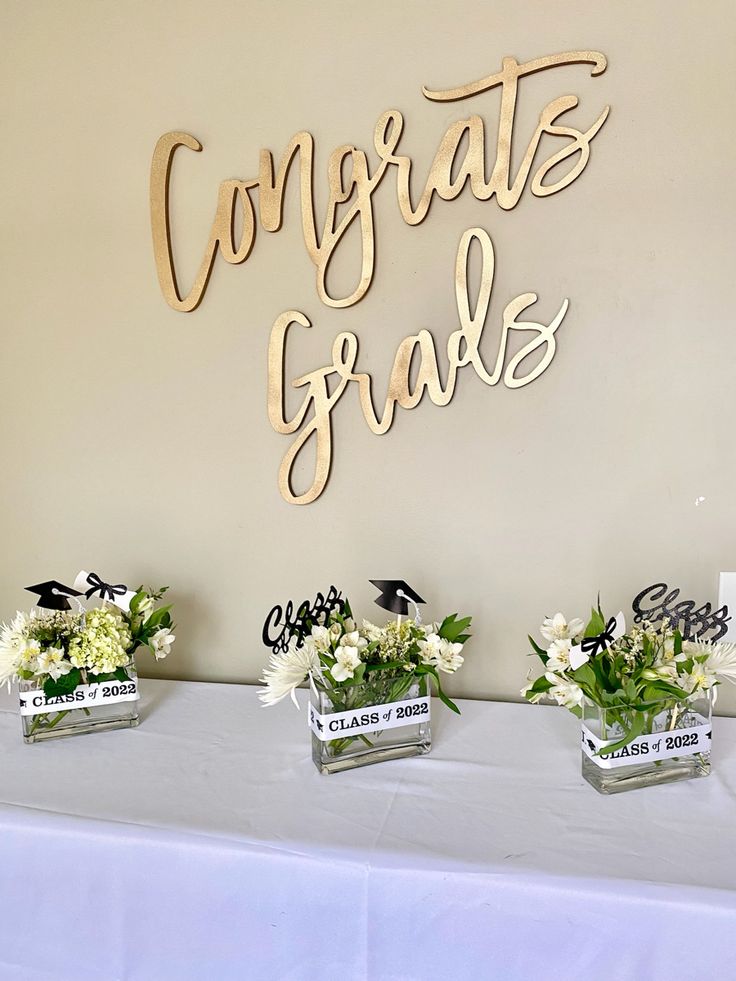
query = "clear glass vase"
xmin=581 ymin=691 xmax=712 ymax=794
xmin=20 ymin=661 xmax=140 ymax=744
xmin=310 ymin=674 xmax=432 ymax=774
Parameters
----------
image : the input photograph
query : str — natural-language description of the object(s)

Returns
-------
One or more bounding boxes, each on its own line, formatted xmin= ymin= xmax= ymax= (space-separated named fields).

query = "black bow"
xmin=580 ymin=617 xmax=618 ymax=657
xmin=84 ymin=572 xmax=128 ymax=603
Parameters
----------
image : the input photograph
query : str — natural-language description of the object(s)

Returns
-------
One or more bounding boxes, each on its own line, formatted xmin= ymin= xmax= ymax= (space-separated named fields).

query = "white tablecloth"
xmin=0 ymin=680 xmax=734 ymax=981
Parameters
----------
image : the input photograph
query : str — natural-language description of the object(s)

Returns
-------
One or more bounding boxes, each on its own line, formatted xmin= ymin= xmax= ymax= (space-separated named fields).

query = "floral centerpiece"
xmin=259 ymin=601 xmax=471 ymax=773
xmin=0 ymin=577 xmax=175 ymax=743
xmin=522 ymin=603 xmax=736 ymax=793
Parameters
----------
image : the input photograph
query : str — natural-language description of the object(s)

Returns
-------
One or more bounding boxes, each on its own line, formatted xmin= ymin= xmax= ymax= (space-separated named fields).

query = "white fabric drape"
xmin=1 ymin=680 xmax=734 ymax=981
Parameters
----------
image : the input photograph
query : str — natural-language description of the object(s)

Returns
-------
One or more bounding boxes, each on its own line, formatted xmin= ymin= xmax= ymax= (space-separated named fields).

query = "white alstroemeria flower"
xmin=546 ymin=638 xmax=573 ymax=673
xmin=35 ymin=646 xmax=72 ymax=681
xmin=646 ymin=662 xmax=679 ymax=683
xmin=328 ymin=622 xmax=343 ymax=643
xmin=331 ymin=645 xmax=362 ymax=682
xmin=19 ymin=639 xmax=42 ymax=673
xmin=520 ymin=678 xmax=545 ymax=704
xmin=150 ymin=627 xmax=176 ymax=660
xmin=137 ymin=595 xmax=155 ymax=621
xmin=310 ymin=625 xmax=331 ymax=650
xmin=417 ymin=632 xmax=442 ymax=666
xmin=258 ymin=640 xmax=322 ymax=707
xmin=545 ymin=671 xmax=584 ymax=709
xmin=435 ymin=638 xmax=464 ymax=673
xmin=540 ymin=613 xmax=585 ymax=643
xmin=361 ymin=619 xmax=383 ymax=643
xmin=341 ymin=631 xmax=367 ymax=653
xmin=342 ymin=617 xmax=356 ymax=633
xmin=679 ymin=659 xmax=717 ymax=694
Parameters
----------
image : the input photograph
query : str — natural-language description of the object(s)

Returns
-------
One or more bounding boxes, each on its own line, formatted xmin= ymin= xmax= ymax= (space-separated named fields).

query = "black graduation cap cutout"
xmin=370 ymin=580 xmax=425 ymax=616
xmin=25 ymin=580 xmax=82 ymax=611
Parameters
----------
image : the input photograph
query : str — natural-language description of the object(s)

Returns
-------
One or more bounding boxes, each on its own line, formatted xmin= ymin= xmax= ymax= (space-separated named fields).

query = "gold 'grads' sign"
xmin=150 ymin=51 xmax=610 ymax=504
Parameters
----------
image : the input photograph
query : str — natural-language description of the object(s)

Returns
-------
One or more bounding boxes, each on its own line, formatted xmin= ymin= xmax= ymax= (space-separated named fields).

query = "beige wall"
xmin=3 ymin=1 xmax=736 ymax=711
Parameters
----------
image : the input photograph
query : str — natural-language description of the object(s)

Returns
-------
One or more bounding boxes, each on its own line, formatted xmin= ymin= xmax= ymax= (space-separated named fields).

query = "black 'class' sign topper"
xmin=262 ymin=585 xmax=348 ymax=654
xmin=632 ymin=583 xmax=731 ymax=641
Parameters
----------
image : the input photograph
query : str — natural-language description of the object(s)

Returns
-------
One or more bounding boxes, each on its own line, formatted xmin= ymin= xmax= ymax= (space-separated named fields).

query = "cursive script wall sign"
xmin=150 ymin=51 xmax=610 ymax=504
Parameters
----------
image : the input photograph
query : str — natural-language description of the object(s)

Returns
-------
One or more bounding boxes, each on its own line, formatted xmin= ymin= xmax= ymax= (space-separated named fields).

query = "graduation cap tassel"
xmin=396 ymin=589 xmax=422 ymax=625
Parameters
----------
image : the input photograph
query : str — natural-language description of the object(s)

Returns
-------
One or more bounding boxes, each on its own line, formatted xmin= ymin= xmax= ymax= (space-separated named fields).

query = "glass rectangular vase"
xmin=310 ymin=676 xmax=431 ymax=774
xmin=20 ymin=662 xmax=140 ymax=744
xmin=581 ymin=691 xmax=712 ymax=794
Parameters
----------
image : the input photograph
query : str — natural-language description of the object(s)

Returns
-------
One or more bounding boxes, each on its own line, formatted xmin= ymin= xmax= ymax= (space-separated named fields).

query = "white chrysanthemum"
xmin=540 ymin=613 xmax=585 ymax=643
xmin=258 ymin=640 xmax=321 ymax=707
xmin=684 ymin=640 xmax=736 ymax=685
xmin=0 ymin=611 xmax=30 ymax=688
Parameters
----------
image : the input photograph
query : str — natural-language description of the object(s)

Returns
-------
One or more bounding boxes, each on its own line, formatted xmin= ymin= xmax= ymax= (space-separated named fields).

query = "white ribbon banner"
xmin=309 ymin=695 xmax=430 ymax=741
xmin=19 ymin=680 xmax=139 ymax=717
xmin=581 ymin=716 xmax=711 ymax=769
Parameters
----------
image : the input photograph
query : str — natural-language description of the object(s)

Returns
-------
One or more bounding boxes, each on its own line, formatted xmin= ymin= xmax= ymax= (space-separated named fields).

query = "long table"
xmin=1 ymin=679 xmax=734 ymax=980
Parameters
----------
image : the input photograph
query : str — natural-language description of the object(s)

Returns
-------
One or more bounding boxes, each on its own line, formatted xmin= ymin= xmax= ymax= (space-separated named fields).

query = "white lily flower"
xmin=540 ymin=613 xmax=585 ymax=642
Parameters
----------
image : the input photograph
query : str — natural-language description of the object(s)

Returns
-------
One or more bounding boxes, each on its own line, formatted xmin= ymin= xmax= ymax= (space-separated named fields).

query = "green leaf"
xmin=596 ymin=710 xmax=646 ymax=757
xmin=421 ymin=665 xmax=461 ymax=714
xmin=43 ymin=668 xmax=82 ymax=699
xmin=584 ymin=607 xmax=606 ymax=638
xmin=528 ymin=635 xmax=548 ymax=663
xmin=438 ymin=614 xmax=472 ymax=643
xmin=525 ymin=675 xmax=553 ymax=696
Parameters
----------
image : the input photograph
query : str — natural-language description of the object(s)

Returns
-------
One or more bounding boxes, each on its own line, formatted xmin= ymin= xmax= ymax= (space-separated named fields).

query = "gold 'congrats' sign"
xmin=150 ymin=51 xmax=609 ymax=504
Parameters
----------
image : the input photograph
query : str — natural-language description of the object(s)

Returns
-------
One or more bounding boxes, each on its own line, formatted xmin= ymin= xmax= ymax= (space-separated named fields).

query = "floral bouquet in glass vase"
xmin=259 ymin=594 xmax=471 ymax=774
xmin=522 ymin=604 xmax=736 ymax=793
xmin=0 ymin=574 xmax=175 ymax=743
